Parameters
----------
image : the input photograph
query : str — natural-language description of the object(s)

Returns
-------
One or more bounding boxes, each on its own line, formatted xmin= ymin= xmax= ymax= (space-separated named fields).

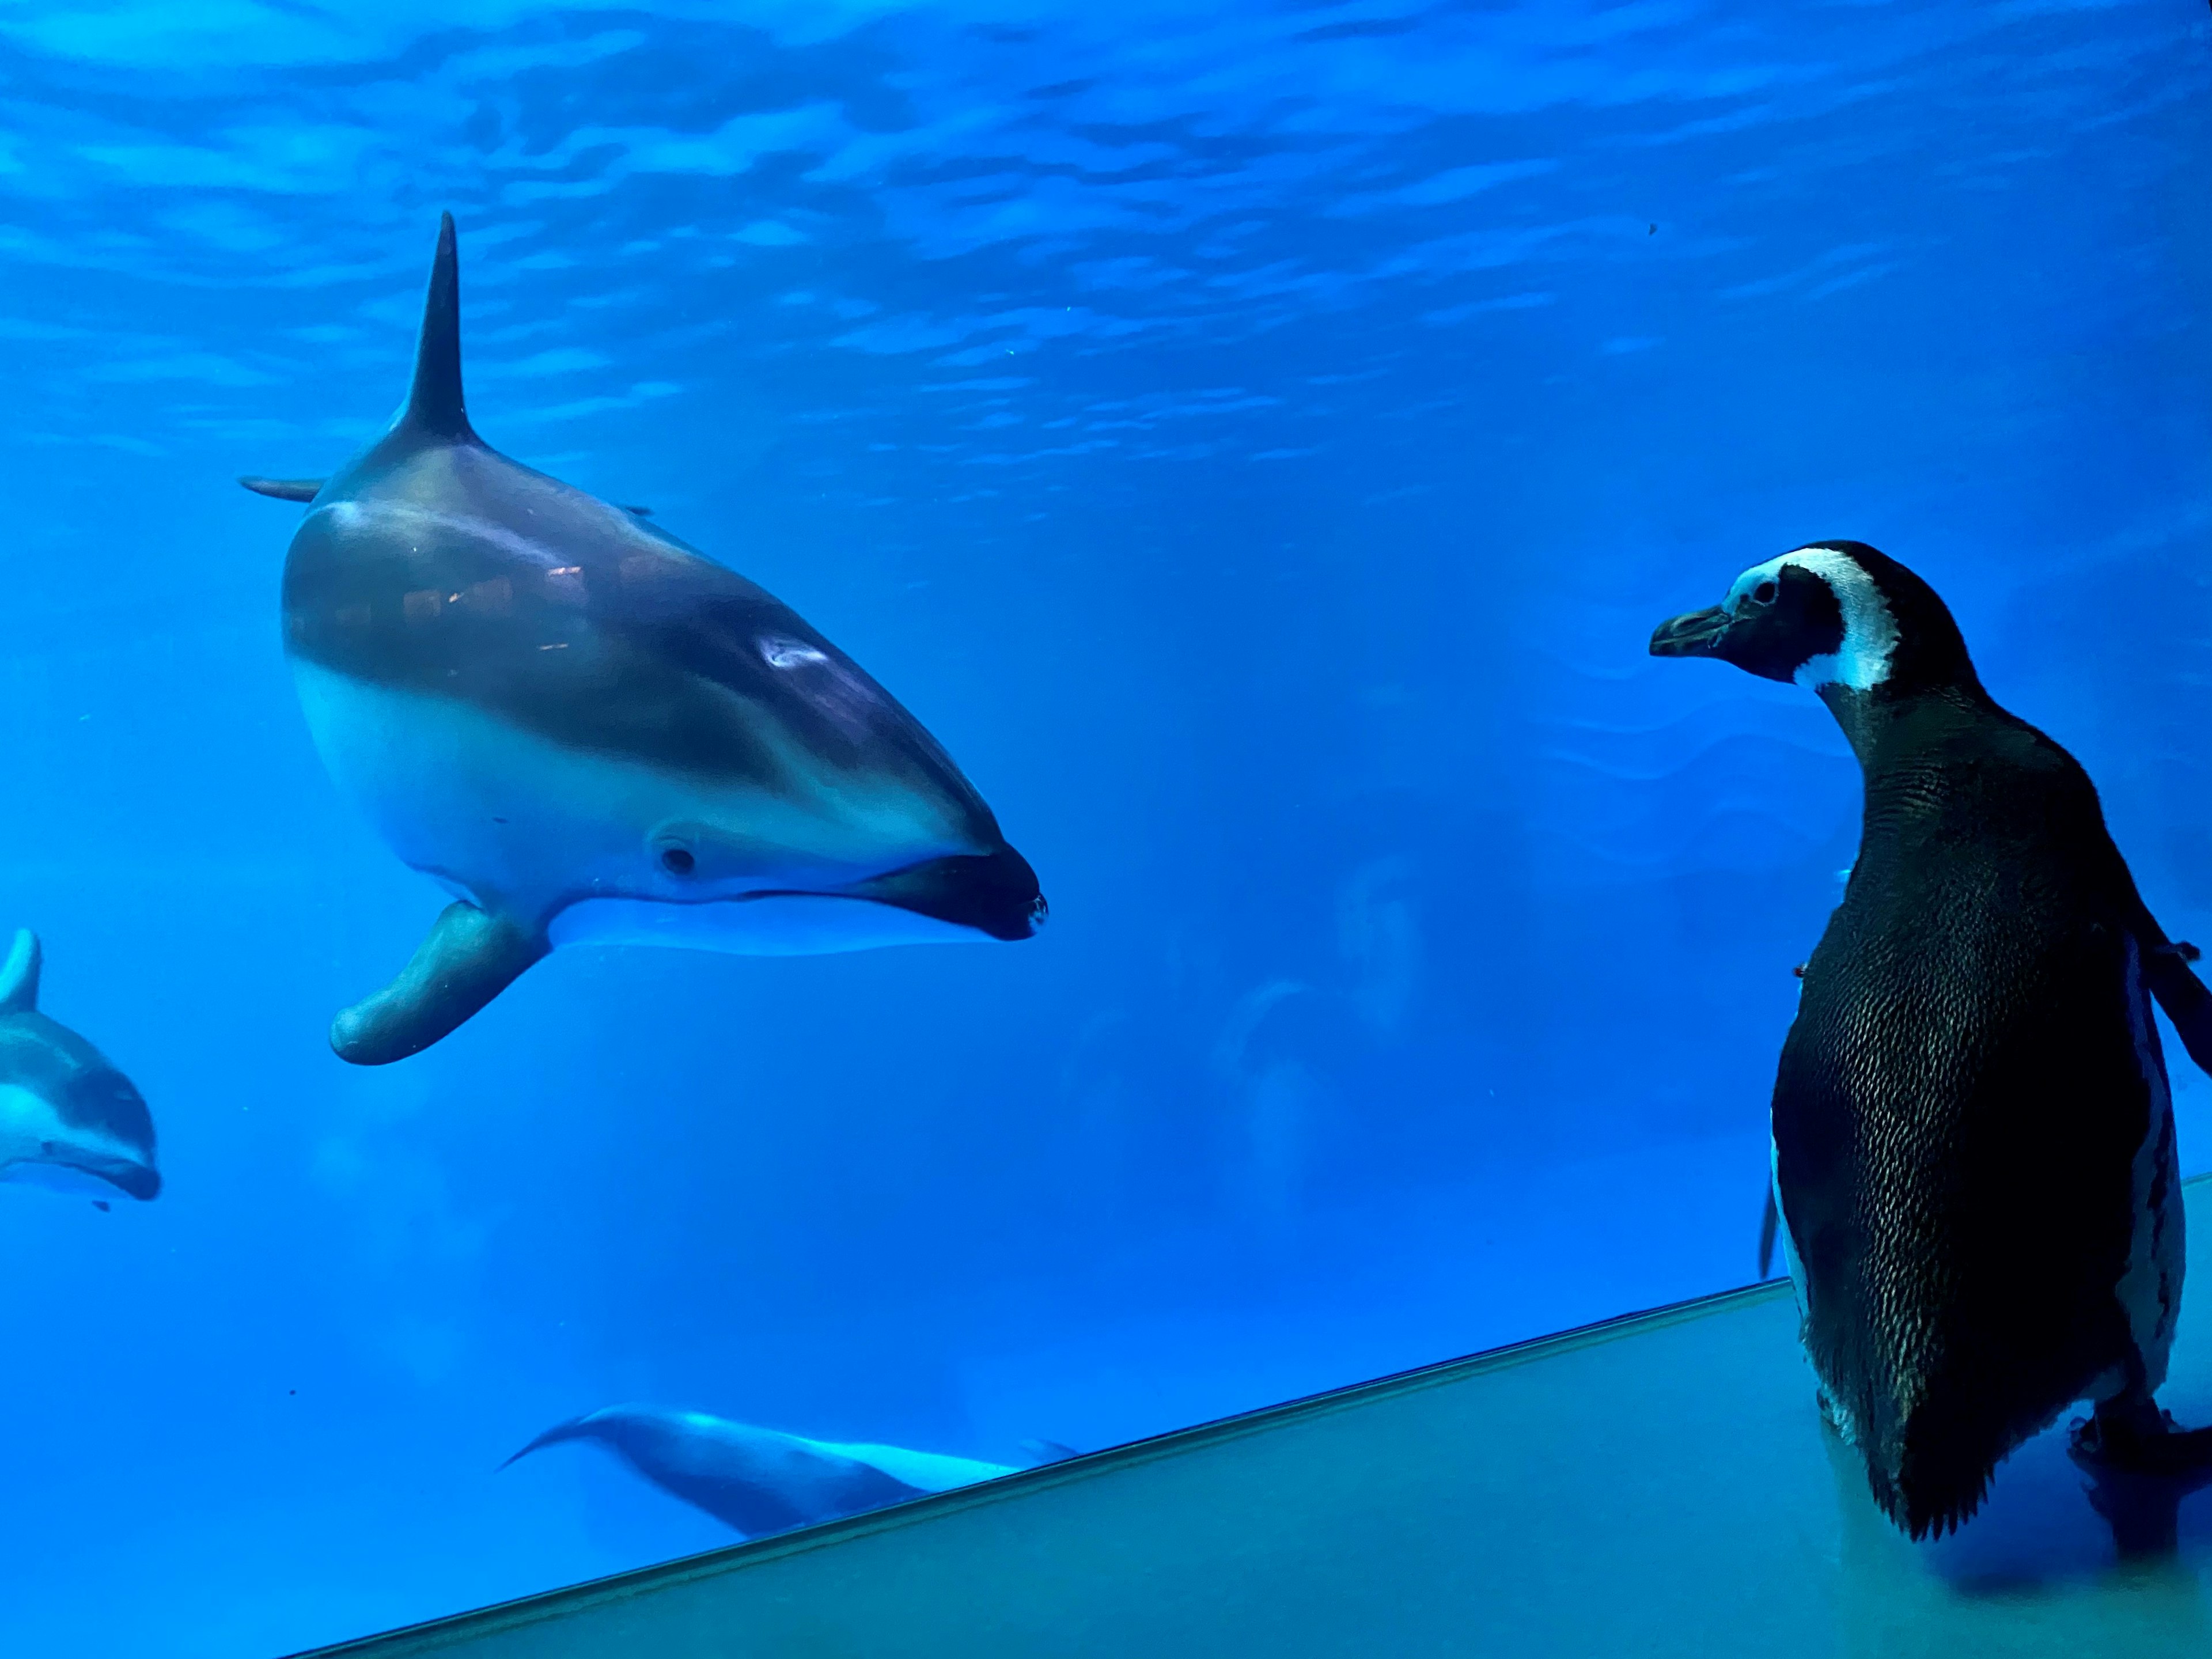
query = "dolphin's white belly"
xmin=0 ymin=1083 xmax=126 ymax=1195
xmin=292 ymin=661 xmax=979 ymax=955
xmin=0 ymin=1082 xmax=60 ymax=1177
xmin=813 ymin=1440 xmax=1016 ymax=1494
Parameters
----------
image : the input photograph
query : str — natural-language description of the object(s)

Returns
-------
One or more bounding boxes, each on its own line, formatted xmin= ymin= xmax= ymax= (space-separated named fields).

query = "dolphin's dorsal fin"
xmin=238 ymin=476 xmax=325 ymax=503
xmin=0 ymin=930 xmax=43 ymax=1016
xmin=400 ymin=211 xmax=476 ymax=442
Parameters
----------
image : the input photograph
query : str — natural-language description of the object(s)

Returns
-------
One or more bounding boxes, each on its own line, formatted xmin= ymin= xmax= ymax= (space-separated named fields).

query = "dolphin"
xmin=498 ymin=1404 xmax=1055 ymax=1537
xmin=243 ymin=214 xmax=1046 ymax=1065
xmin=0 ymin=932 xmax=159 ymax=1203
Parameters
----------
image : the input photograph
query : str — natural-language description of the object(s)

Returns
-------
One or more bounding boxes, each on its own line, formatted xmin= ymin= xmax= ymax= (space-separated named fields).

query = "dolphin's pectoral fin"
xmin=330 ymin=902 xmax=547 ymax=1065
xmin=238 ymin=476 xmax=326 ymax=502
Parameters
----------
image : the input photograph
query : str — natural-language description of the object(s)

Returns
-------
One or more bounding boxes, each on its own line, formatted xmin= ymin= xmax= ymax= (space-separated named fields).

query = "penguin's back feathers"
xmin=1779 ymin=702 xmax=2176 ymax=1538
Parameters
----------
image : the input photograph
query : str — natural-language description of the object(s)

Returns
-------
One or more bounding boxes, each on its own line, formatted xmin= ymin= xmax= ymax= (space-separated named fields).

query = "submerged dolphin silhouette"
xmin=499 ymin=1404 xmax=1051 ymax=1537
xmin=245 ymin=215 xmax=1045 ymax=1064
xmin=0 ymin=932 xmax=159 ymax=1202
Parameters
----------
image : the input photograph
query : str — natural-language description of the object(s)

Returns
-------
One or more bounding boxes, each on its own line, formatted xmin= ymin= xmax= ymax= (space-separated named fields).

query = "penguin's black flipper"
xmin=2142 ymin=942 xmax=2212 ymax=1078
xmin=1758 ymin=1187 xmax=1779 ymax=1281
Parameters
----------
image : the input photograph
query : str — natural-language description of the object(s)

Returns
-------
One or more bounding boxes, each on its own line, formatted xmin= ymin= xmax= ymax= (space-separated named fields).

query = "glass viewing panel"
xmin=294 ymin=1174 xmax=2212 ymax=1659
xmin=0 ymin=2 xmax=2203 ymax=1653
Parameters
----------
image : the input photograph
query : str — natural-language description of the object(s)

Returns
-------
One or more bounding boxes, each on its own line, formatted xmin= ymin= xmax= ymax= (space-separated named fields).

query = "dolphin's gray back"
xmin=282 ymin=433 xmax=1001 ymax=846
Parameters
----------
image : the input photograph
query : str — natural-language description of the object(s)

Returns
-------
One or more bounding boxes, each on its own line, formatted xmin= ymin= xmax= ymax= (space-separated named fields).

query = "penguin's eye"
xmin=660 ymin=847 xmax=696 ymax=877
xmin=1751 ymin=580 xmax=1779 ymax=605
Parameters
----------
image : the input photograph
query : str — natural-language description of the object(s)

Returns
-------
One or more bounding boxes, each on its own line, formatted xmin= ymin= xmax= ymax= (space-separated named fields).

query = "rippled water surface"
xmin=0 ymin=2 xmax=2208 ymax=1652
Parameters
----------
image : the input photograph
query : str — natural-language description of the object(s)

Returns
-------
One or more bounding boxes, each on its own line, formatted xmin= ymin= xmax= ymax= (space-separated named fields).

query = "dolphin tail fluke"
xmin=498 ymin=1414 xmax=597 ymax=1472
xmin=331 ymin=902 xmax=546 ymax=1065
xmin=238 ymin=476 xmax=326 ymax=503
xmin=400 ymin=211 xmax=475 ymax=442
xmin=0 ymin=930 xmax=41 ymax=1015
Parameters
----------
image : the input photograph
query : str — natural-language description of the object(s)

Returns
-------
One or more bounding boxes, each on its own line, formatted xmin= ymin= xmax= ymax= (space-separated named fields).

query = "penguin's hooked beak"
xmin=1649 ymin=605 xmax=1732 ymax=658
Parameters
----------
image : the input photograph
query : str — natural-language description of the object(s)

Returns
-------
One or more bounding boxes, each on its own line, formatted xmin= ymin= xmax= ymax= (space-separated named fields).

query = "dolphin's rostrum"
xmin=0 ymin=931 xmax=160 ymax=1203
xmin=247 ymin=214 xmax=1046 ymax=1064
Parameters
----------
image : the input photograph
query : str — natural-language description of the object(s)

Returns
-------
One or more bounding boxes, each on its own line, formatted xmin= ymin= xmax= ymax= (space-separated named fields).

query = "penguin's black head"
xmin=1648 ymin=541 xmax=1974 ymax=694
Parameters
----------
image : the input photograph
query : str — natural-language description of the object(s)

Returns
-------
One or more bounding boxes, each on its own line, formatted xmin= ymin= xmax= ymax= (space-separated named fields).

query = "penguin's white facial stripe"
xmin=1727 ymin=548 xmax=1899 ymax=691
xmin=1723 ymin=555 xmax=1792 ymax=619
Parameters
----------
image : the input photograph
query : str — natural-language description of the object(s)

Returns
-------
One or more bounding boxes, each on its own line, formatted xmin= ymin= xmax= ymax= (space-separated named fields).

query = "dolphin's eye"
xmin=660 ymin=847 xmax=696 ymax=877
xmin=1752 ymin=580 xmax=1779 ymax=605
xmin=37 ymin=1141 xmax=53 ymax=1155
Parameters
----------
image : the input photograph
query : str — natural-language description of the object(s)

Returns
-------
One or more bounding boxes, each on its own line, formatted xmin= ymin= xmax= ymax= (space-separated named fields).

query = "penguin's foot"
xmin=2071 ymin=1395 xmax=2212 ymax=1479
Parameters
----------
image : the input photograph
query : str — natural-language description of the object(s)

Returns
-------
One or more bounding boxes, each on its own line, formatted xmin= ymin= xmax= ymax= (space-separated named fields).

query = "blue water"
xmin=0 ymin=2 xmax=2208 ymax=1652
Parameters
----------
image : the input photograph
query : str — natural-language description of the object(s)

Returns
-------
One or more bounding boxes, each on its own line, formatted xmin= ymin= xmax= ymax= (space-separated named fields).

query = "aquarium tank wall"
xmin=0 ymin=1 xmax=2206 ymax=1653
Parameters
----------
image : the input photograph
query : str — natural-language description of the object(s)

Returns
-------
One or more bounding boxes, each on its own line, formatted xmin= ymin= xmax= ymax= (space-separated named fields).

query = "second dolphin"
xmin=0 ymin=931 xmax=159 ymax=1204
xmin=500 ymin=1405 xmax=1040 ymax=1537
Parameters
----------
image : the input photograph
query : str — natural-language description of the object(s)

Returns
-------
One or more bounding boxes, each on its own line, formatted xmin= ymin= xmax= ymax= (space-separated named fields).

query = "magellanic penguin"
xmin=1652 ymin=541 xmax=2212 ymax=1538
xmin=243 ymin=215 xmax=1045 ymax=1064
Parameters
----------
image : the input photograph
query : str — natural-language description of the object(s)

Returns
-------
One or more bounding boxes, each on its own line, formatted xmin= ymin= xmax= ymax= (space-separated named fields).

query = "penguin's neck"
xmin=1816 ymin=677 xmax=1994 ymax=770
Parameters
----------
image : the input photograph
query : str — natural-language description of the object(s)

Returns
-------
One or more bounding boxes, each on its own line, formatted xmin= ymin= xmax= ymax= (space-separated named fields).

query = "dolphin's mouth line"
xmin=547 ymin=849 xmax=1047 ymax=942
xmin=574 ymin=887 xmax=1009 ymax=923
xmin=555 ymin=887 xmax=923 ymax=911
xmin=75 ymin=1161 xmax=162 ymax=1200
xmin=6 ymin=1152 xmax=161 ymax=1202
xmin=726 ymin=888 xmax=922 ymax=908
